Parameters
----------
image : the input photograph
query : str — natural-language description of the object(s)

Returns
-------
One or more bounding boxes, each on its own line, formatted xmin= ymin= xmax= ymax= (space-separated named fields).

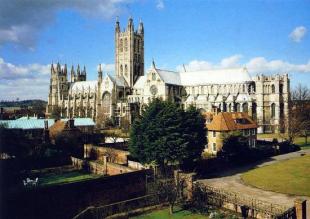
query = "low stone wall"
xmin=106 ymin=162 xmax=135 ymax=175
xmin=71 ymin=156 xmax=135 ymax=176
xmin=84 ymin=144 xmax=129 ymax=165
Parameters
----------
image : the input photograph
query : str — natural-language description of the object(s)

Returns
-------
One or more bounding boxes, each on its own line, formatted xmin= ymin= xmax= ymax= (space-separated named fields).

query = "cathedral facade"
xmin=46 ymin=18 xmax=290 ymax=134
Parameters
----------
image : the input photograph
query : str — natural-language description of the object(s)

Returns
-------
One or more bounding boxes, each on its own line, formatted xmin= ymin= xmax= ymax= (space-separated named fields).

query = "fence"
xmin=195 ymin=182 xmax=293 ymax=218
xmin=72 ymin=193 xmax=163 ymax=219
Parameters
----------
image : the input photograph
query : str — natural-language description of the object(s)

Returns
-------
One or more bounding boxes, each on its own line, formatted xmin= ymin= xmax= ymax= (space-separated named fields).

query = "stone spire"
xmin=127 ymin=16 xmax=134 ymax=32
xmin=115 ymin=16 xmax=120 ymax=33
xmin=138 ymin=19 xmax=144 ymax=34
xmin=77 ymin=64 xmax=81 ymax=75
xmin=70 ymin=65 xmax=75 ymax=82
xmin=63 ymin=64 xmax=67 ymax=75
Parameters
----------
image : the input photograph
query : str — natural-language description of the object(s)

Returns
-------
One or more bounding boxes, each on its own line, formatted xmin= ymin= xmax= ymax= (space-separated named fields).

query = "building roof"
xmin=69 ymin=81 xmax=97 ymax=93
xmin=108 ymin=75 xmax=128 ymax=87
xmin=0 ymin=119 xmax=55 ymax=129
xmin=206 ymin=112 xmax=258 ymax=131
xmin=153 ymin=67 xmax=252 ymax=86
xmin=133 ymin=75 xmax=146 ymax=89
xmin=0 ymin=118 xmax=95 ymax=130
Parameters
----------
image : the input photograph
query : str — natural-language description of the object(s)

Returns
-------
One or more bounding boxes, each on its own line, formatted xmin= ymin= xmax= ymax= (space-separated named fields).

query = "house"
xmin=206 ymin=112 xmax=258 ymax=155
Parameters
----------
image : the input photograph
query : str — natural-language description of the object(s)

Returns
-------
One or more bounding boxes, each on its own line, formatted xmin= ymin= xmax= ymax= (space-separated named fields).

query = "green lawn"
xmin=39 ymin=170 xmax=102 ymax=186
xmin=241 ymin=155 xmax=310 ymax=196
xmin=132 ymin=207 xmax=208 ymax=219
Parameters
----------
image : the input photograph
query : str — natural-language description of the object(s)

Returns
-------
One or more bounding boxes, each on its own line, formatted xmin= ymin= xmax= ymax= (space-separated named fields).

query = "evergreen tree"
xmin=129 ymin=99 xmax=206 ymax=171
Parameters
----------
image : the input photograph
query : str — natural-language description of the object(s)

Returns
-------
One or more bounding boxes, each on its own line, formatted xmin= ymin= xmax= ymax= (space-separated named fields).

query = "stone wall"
xmin=84 ymin=144 xmax=129 ymax=165
xmin=71 ymin=156 xmax=135 ymax=176
xmin=3 ymin=169 xmax=151 ymax=219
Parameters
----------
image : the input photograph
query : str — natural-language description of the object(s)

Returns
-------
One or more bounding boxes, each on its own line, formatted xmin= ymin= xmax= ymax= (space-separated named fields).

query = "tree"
xmin=288 ymin=84 xmax=310 ymax=143
xmin=217 ymin=131 xmax=249 ymax=162
xmin=129 ymin=99 xmax=206 ymax=172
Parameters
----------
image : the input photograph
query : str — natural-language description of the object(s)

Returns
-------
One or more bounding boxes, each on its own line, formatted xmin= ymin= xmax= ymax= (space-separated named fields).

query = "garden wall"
xmin=3 ymin=169 xmax=152 ymax=219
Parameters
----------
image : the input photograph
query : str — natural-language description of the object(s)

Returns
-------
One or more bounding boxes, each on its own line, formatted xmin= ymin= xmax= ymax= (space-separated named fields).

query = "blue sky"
xmin=0 ymin=0 xmax=309 ymax=100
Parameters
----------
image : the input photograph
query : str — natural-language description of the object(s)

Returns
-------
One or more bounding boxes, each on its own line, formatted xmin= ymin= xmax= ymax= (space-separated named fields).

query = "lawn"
xmin=39 ymin=170 xmax=102 ymax=186
xmin=132 ymin=207 xmax=208 ymax=219
xmin=241 ymin=155 xmax=310 ymax=196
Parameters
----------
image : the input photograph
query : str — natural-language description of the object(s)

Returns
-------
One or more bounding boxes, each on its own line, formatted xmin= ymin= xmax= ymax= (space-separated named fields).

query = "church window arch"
xmin=242 ymin=84 xmax=245 ymax=93
xmin=271 ymin=84 xmax=275 ymax=93
xmin=125 ymin=65 xmax=128 ymax=77
xmin=279 ymin=84 xmax=283 ymax=94
xmin=223 ymin=102 xmax=227 ymax=112
xmin=120 ymin=65 xmax=123 ymax=75
xmin=119 ymin=39 xmax=123 ymax=52
xmin=271 ymin=103 xmax=276 ymax=118
xmin=151 ymin=72 xmax=156 ymax=81
xmin=242 ymin=102 xmax=248 ymax=113
xmin=102 ymin=92 xmax=111 ymax=114
xmin=235 ymin=103 xmax=241 ymax=112
xmin=124 ymin=38 xmax=128 ymax=52
xmin=228 ymin=103 xmax=232 ymax=112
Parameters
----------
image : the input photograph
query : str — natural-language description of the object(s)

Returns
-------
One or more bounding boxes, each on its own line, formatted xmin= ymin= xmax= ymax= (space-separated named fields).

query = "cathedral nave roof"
xmin=152 ymin=67 xmax=252 ymax=86
xmin=69 ymin=81 xmax=97 ymax=94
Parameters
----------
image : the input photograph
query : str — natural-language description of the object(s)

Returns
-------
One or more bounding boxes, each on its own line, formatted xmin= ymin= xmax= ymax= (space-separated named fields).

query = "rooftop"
xmin=206 ymin=112 xmax=258 ymax=131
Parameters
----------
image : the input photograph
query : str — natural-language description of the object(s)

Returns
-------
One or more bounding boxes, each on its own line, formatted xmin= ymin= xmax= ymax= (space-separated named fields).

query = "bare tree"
xmin=288 ymin=84 xmax=310 ymax=143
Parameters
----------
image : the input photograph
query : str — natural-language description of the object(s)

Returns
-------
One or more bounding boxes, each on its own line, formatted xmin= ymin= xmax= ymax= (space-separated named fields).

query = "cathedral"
xmin=46 ymin=17 xmax=290 ymax=134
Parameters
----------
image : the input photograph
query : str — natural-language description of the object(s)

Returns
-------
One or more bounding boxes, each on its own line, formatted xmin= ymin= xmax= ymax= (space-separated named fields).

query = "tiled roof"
xmin=206 ymin=112 xmax=258 ymax=131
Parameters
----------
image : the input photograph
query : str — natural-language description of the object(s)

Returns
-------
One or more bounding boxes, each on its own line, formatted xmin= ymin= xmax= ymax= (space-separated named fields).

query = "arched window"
xmin=279 ymin=84 xmax=283 ymax=94
xmin=125 ymin=65 xmax=128 ymax=77
xmin=124 ymin=38 xmax=128 ymax=52
xmin=235 ymin=103 xmax=241 ymax=112
xmin=119 ymin=39 xmax=123 ymax=52
xmin=228 ymin=103 xmax=231 ymax=112
xmin=102 ymin=92 xmax=111 ymax=114
xmin=201 ymin=86 xmax=204 ymax=94
xmin=152 ymin=72 xmax=156 ymax=81
xmin=242 ymin=102 xmax=248 ymax=113
xmin=271 ymin=84 xmax=275 ymax=93
xmin=120 ymin=65 xmax=123 ymax=75
xmin=223 ymin=102 xmax=227 ymax=112
xmin=271 ymin=103 xmax=276 ymax=118
xmin=242 ymin=84 xmax=245 ymax=93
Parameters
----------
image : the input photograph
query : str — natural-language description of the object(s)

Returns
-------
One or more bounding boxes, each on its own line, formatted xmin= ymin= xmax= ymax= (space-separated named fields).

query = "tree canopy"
xmin=129 ymin=99 xmax=206 ymax=170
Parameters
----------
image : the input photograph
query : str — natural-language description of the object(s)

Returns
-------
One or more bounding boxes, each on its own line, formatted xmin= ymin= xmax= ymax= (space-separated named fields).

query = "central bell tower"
xmin=115 ymin=17 xmax=144 ymax=87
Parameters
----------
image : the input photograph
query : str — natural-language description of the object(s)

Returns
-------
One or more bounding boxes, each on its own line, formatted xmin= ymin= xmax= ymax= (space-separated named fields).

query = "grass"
xmin=132 ymin=207 xmax=208 ymax=219
xmin=241 ymin=155 xmax=310 ymax=196
xmin=39 ymin=170 xmax=102 ymax=186
xmin=257 ymin=134 xmax=310 ymax=150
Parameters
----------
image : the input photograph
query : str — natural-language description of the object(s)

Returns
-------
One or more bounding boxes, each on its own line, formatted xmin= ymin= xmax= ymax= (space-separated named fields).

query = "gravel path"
xmin=198 ymin=150 xmax=310 ymax=213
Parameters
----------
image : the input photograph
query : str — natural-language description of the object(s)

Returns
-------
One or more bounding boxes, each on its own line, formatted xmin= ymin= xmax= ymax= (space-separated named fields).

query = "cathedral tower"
xmin=115 ymin=17 xmax=144 ymax=87
xmin=46 ymin=63 xmax=69 ymax=116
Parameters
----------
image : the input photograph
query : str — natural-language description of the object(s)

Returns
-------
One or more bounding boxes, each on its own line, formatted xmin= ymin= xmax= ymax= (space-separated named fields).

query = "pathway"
xmin=198 ymin=150 xmax=310 ymax=213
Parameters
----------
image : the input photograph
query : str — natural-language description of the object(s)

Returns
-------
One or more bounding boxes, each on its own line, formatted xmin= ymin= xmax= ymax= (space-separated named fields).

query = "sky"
xmin=0 ymin=0 xmax=310 ymax=101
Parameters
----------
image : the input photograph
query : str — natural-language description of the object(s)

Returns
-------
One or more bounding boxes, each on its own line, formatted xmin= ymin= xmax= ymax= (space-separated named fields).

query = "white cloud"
xmin=289 ymin=26 xmax=307 ymax=42
xmin=101 ymin=63 xmax=115 ymax=72
xmin=177 ymin=55 xmax=310 ymax=75
xmin=156 ymin=0 xmax=165 ymax=10
xmin=0 ymin=0 xmax=132 ymax=48
xmin=0 ymin=57 xmax=50 ymax=100
xmin=220 ymin=54 xmax=242 ymax=68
